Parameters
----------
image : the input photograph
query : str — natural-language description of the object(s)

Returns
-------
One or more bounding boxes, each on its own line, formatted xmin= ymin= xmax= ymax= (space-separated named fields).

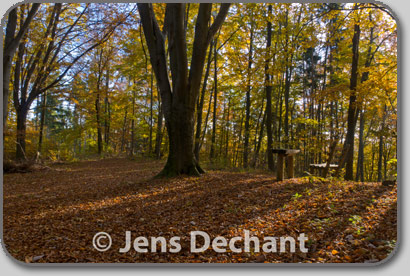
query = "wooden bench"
xmin=309 ymin=163 xmax=339 ymax=177
xmin=272 ymin=149 xmax=300 ymax=181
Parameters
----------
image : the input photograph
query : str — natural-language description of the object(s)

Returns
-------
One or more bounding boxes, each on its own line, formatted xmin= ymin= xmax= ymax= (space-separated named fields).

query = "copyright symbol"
xmin=93 ymin=232 xmax=112 ymax=252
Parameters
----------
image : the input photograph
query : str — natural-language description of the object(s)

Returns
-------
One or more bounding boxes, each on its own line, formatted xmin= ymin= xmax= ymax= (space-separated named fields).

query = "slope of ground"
xmin=3 ymin=158 xmax=397 ymax=263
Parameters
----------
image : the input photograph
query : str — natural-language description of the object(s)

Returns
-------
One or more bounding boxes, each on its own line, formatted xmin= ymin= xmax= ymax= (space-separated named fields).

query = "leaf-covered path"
xmin=3 ymin=158 xmax=397 ymax=263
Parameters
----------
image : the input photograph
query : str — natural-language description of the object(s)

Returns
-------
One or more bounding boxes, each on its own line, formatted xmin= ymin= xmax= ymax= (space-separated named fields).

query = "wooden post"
xmin=272 ymin=149 xmax=300 ymax=180
xmin=320 ymin=168 xmax=325 ymax=177
xmin=287 ymin=155 xmax=294 ymax=178
xmin=277 ymin=154 xmax=284 ymax=181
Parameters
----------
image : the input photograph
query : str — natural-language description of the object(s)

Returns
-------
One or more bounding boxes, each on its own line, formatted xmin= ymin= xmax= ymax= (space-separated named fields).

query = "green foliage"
xmin=349 ymin=215 xmax=364 ymax=235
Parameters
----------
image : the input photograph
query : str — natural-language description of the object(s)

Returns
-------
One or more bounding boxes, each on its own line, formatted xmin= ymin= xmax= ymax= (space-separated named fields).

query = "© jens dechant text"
xmin=117 ymin=230 xmax=309 ymax=253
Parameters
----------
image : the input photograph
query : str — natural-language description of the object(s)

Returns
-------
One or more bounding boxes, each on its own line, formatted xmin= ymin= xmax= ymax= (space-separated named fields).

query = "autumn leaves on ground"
xmin=3 ymin=158 xmax=397 ymax=263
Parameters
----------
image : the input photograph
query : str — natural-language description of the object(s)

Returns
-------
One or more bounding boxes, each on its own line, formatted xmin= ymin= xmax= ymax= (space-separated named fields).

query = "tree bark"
xmin=225 ymin=97 xmax=230 ymax=161
xmin=95 ymin=93 xmax=103 ymax=156
xmin=377 ymin=105 xmax=387 ymax=182
xmin=160 ymin=103 xmax=202 ymax=176
xmin=148 ymin=70 xmax=154 ymax=155
xmin=356 ymin=110 xmax=365 ymax=182
xmin=16 ymin=106 xmax=29 ymax=161
xmin=377 ymin=133 xmax=384 ymax=182
xmin=283 ymin=9 xmax=295 ymax=148
xmin=130 ymin=89 xmax=136 ymax=156
xmin=194 ymin=39 xmax=214 ymax=161
xmin=243 ymin=21 xmax=254 ymax=169
xmin=95 ymin=47 xmax=104 ymax=156
xmin=356 ymin=13 xmax=374 ymax=182
xmin=199 ymin=87 xmax=213 ymax=152
xmin=265 ymin=5 xmax=274 ymax=171
xmin=284 ymin=67 xmax=291 ymax=146
xmin=37 ymin=91 xmax=47 ymax=159
xmin=344 ymin=22 xmax=360 ymax=180
xmin=104 ymin=67 xmax=110 ymax=148
xmin=253 ymin=106 xmax=266 ymax=168
xmin=155 ymin=95 xmax=163 ymax=159
xmin=121 ymin=108 xmax=128 ymax=152
xmin=210 ymin=37 xmax=218 ymax=161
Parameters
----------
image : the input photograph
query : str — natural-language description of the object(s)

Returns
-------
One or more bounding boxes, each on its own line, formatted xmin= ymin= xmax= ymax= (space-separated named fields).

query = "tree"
xmin=3 ymin=3 xmax=396 ymax=182
xmin=194 ymin=39 xmax=214 ymax=161
xmin=10 ymin=3 xmax=131 ymax=160
xmin=210 ymin=36 xmax=219 ymax=161
xmin=243 ymin=11 xmax=254 ymax=168
xmin=344 ymin=14 xmax=361 ymax=180
xmin=137 ymin=3 xmax=230 ymax=176
xmin=264 ymin=4 xmax=274 ymax=171
xmin=3 ymin=3 xmax=40 ymax=130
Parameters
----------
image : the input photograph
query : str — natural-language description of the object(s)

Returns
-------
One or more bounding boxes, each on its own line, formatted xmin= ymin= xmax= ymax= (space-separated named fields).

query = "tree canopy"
xmin=3 ymin=2 xmax=397 ymax=182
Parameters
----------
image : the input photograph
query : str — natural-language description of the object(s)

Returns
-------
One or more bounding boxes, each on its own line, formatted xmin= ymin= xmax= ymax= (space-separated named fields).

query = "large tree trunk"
xmin=159 ymin=104 xmax=203 ymax=176
xmin=138 ymin=3 xmax=230 ymax=176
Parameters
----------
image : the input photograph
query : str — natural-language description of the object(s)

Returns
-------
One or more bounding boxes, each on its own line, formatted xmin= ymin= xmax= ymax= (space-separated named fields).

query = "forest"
xmin=3 ymin=2 xmax=397 ymax=263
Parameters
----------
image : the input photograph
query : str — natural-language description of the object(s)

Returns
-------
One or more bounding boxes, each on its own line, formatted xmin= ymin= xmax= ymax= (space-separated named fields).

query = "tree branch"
xmin=207 ymin=3 xmax=231 ymax=44
xmin=137 ymin=3 xmax=172 ymax=118
xmin=167 ymin=4 xmax=188 ymax=96
xmin=5 ymin=3 xmax=40 ymax=54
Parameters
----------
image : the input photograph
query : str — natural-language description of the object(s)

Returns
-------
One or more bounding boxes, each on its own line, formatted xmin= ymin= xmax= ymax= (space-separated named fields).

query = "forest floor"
xmin=3 ymin=158 xmax=397 ymax=263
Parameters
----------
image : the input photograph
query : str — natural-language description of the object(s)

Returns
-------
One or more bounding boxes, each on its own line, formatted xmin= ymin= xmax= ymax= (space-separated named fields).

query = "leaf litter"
xmin=3 ymin=158 xmax=397 ymax=263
